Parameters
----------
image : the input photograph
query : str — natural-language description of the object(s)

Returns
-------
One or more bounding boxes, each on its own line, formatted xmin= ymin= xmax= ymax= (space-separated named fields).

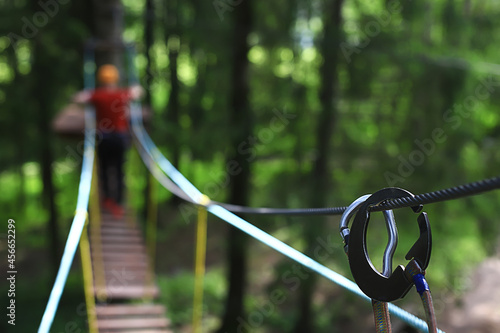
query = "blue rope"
xmin=38 ymin=49 xmax=96 ymax=333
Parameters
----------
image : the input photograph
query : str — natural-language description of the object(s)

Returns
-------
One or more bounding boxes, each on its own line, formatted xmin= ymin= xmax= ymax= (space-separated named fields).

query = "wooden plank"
xmin=100 ymin=228 xmax=141 ymax=235
xmin=103 ymin=261 xmax=149 ymax=268
xmin=99 ymin=219 xmax=137 ymax=225
xmin=97 ymin=254 xmax=146 ymax=261
xmin=93 ymin=256 xmax=149 ymax=264
xmin=100 ymin=272 xmax=152 ymax=283
xmin=98 ymin=234 xmax=142 ymax=244
xmin=92 ymin=235 xmax=143 ymax=244
xmin=102 ymin=270 xmax=150 ymax=276
xmin=99 ymin=221 xmax=138 ymax=227
xmin=99 ymin=222 xmax=139 ymax=228
xmin=97 ymin=250 xmax=146 ymax=256
xmin=99 ymin=219 xmax=137 ymax=226
xmin=101 ymin=244 xmax=145 ymax=251
xmin=102 ymin=266 xmax=151 ymax=275
xmin=102 ymin=278 xmax=153 ymax=287
xmin=102 ymin=274 xmax=151 ymax=280
xmin=97 ymin=317 xmax=170 ymax=330
xmin=102 ymin=281 xmax=154 ymax=288
xmin=101 ymin=328 xmax=174 ymax=333
xmin=98 ymin=259 xmax=149 ymax=267
xmin=94 ymin=285 xmax=159 ymax=299
xmin=92 ymin=254 xmax=149 ymax=262
xmin=92 ymin=251 xmax=148 ymax=257
xmin=100 ymin=212 xmax=134 ymax=219
xmin=96 ymin=304 xmax=166 ymax=317
xmin=102 ymin=274 xmax=150 ymax=281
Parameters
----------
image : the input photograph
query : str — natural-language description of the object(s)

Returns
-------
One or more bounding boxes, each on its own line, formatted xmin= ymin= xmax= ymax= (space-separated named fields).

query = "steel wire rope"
xmin=136 ymin=117 xmax=500 ymax=215
xmin=372 ymin=177 xmax=500 ymax=211
xmin=133 ymin=129 xmax=500 ymax=216
xmin=219 ymin=176 xmax=500 ymax=214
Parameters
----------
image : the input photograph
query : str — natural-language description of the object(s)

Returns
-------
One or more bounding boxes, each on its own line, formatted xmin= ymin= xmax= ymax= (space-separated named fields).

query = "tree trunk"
xmin=142 ymin=0 xmax=155 ymax=221
xmin=144 ymin=0 xmax=154 ymax=107
xmin=217 ymin=1 xmax=253 ymax=332
xmin=294 ymin=1 xmax=344 ymax=332
xmin=91 ymin=0 xmax=124 ymax=68
xmin=164 ymin=0 xmax=180 ymax=169
xmin=31 ymin=5 xmax=59 ymax=277
xmin=7 ymin=45 xmax=27 ymax=210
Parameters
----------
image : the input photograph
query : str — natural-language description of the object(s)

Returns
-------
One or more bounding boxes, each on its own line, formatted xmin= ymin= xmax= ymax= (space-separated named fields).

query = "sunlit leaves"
xmin=178 ymin=52 xmax=197 ymax=86
xmin=248 ymin=45 xmax=267 ymax=65
xmin=0 ymin=59 xmax=13 ymax=83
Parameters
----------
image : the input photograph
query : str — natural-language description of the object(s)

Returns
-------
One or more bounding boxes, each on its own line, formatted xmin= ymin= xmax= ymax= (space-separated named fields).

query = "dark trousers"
xmin=98 ymin=132 xmax=129 ymax=204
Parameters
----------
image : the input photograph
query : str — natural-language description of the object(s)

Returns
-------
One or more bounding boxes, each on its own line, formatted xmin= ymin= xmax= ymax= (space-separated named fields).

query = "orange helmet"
xmin=97 ymin=64 xmax=119 ymax=84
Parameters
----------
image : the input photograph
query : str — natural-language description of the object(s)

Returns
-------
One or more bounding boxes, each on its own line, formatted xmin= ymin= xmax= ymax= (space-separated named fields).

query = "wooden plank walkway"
xmin=90 ymin=211 xmax=172 ymax=332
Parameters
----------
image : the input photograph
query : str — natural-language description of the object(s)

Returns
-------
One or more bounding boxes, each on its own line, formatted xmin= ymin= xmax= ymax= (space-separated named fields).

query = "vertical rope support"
xmin=372 ymin=300 xmax=392 ymax=333
xmin=419 ymin=291 xmax=438 ymax=333
xmin=145 ymin=171 xmax=158 ymax=295
xmin=126 ymin=146 xmax=141 ymax=227
xmin=192 ymin=199 xmax=209 ymax=333
xmin=90 ymin=156 xmax=106 ymax=301
xmin=79 ymin=215 xmax=98 ymax=333
xmin=406 ymin=260 xmax=438 ymax=333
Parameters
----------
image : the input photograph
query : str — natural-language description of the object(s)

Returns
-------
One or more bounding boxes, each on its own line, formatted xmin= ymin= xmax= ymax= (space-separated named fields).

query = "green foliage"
xmin=157 ymin=269 xmax=226 ymax=328
xmin=3 ymin=0 xmax=500 ymax=331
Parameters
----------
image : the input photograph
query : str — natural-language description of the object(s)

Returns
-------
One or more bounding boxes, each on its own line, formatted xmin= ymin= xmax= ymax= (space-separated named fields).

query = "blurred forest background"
xmin=1 ymin=0 xmax=500 ymax=332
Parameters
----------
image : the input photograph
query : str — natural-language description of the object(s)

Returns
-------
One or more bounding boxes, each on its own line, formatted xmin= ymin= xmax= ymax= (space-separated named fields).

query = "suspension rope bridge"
xmin=37 ymin=44 xmax=500 ymax=333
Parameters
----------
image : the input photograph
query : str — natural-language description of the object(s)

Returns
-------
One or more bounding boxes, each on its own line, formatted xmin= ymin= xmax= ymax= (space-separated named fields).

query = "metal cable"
xmin=174 ymin=176 xmax=500 ymax=216
xmin=127 ymin=57 xmax=500 ymax=219
xmin=214 ymin=203 xmax=348 ymax=216
xmin=372 ymin=176 xmax=500 ymax=212
xmin=224 ymin=177 xmax=500 ymax=215
xmin=132 ymin=121 xmax=500 ymax=216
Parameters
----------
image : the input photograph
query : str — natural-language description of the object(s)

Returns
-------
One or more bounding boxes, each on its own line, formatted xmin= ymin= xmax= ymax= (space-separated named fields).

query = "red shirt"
xmin=90 ymin=88 xmax=132 ymax=133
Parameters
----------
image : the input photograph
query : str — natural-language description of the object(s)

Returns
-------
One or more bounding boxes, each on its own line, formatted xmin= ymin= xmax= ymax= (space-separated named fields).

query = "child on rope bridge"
xmin=73 ymin=64 xmax=143 ymax=218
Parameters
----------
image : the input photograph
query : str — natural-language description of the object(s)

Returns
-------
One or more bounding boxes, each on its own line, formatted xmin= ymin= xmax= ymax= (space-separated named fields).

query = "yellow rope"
xmin=126 ymin=146 xmax=141 ymax=227
xmin=145 ymin=171 xmax=158 ymax=298
xmin=192 ymin=195 xmax=210 ymax=333
xmin=79 ymin=215 xmax=98 ymax=333
xmin=90 ymin=156 xmax=106 ymax=301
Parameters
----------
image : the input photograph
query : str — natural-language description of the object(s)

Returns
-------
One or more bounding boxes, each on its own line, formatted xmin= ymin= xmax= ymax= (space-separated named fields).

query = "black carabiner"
xmin=347 ymin=188 xmax=432 ymax=302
